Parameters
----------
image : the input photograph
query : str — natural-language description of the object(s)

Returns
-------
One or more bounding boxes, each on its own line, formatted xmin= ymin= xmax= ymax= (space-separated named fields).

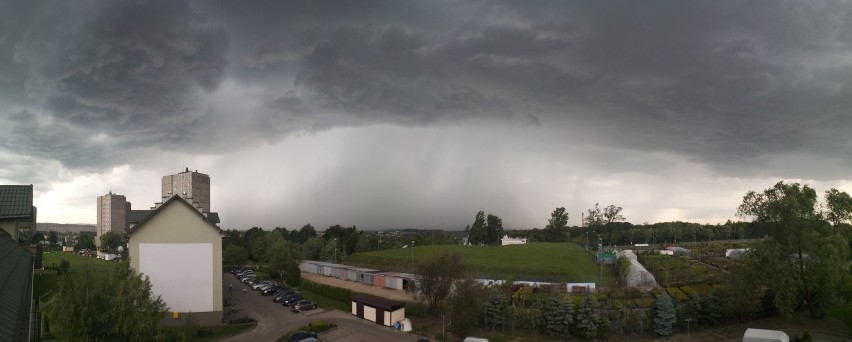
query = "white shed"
xmin=742 ymin=328 xmax=789 ymax=342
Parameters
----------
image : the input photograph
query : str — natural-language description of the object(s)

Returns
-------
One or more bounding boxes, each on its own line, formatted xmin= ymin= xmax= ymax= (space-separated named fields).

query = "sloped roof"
xmin=0 ymin=235 xmax=33 ymax=341
xmin=126 ymin=210 xmax=155 ymax=223
xmin=207 ymin=212 xmax=220 ymax=225
xmin=126 ymin=195 xmax=223 ymax=236
xmin=351 ymin=292 xmax=405 ymax=311
xmin=0 ymin=185 xmax=33 ymax=218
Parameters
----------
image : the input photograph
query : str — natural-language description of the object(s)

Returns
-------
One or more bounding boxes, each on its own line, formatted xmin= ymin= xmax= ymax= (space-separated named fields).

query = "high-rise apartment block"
xmin=161 ymin=168 xmax=211 ymax=213
xmin=96 ymin=192 xmax=129 ymax=243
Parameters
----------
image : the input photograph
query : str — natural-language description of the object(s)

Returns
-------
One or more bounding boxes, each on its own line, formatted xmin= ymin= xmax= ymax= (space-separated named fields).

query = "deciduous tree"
xmin=415 ymin=253 xmax=467 ymax=315
xmin=486 ymin=214 xmax=503 ymax=245
xmin=738 ymin=181 xmax=850 ymax=317
xmin=467 ymin=211 xmax=487 ymax=245
xmin=98 ymin=231 xmax=123 ymax=253
xmin=223 ymin=244 xmax=248 ymax=268
xmin=448 ymin=278 xmax=483 ymax=337
xmin=544 ymin=207 xmax=569 ymax=242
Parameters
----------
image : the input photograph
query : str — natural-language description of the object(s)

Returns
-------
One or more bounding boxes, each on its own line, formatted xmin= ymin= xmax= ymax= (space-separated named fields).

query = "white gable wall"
xmin=129 ymin=198 xmax=223 ymax=315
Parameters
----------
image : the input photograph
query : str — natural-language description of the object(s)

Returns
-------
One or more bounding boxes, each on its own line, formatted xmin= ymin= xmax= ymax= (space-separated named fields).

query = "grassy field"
xmin=344 ymin=242 xmax=617 ymax=285
xmin=34 ymin=252 xmax=117 ymax=298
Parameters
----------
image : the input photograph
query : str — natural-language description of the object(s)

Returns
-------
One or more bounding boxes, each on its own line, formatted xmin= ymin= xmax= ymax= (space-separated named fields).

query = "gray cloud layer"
xmin=2 ymin=0 xmax=852 ymax=226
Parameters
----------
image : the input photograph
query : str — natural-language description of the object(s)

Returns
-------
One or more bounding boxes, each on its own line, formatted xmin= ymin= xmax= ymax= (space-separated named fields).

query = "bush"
xmin=300 ymin=279 xmax=352 ymax=303
xmin=680 ymin=286 xmax=697 ymax=297
xmin=228 ymin=316 xmax=256 ymax=324
xmin=278 ymin=320 xmax=337 ymax=341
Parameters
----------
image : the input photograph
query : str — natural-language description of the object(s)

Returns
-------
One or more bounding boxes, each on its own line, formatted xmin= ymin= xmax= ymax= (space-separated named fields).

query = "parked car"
xmin=253 ymin=281 xmax=275 ymax=291
xmin=261 ymin=285 xmax=282 ymax=295
xmin=273 ymin=289 xmax=297 ymax=303
xmin=281 ymin=293 xmax=304 ymax=306
xmin=291 ymin=300 xmax=317 ymax=313
xmin=285 ymin=331 xmax=319 ymax=342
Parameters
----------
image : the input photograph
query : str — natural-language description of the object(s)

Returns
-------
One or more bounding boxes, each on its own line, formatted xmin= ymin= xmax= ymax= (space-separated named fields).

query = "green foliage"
xmin=448 ymin=278 xmax=484 ymax=337
xmin=653 ymin=293 xmax=676 ymax=336
xmin=301 ymin=237 xmax=325 ymax=260
xmin=543 ymin=294 xmax=572 ymax=338
xmin=699 ymin=290 xmax=722 ymax=326
xmin=543 ymin=207 xmax=569 ymax=242
xmin=48 ymin=261 xmax=167 ymax=340
xmin=738 ymin=182 xmax=852 ymax=318
xmin=179 ymin=313 xmax=199 ymax=341
xmin=575 ymin=293 xmax=601 ymax=339
xmin=300 ymin=279 xmax=352 ymax=303
xmin=485 ymin=289 xmax=511 ymax=331
xmin=58 ymin=258 xmax=70 ymax=275
xmin=76 ymin=231 xmax=96 ymax=250
xmin=48 ymin=231 xmax=58 ymax=244
xmin=223 ymin=244 xmax=248 ymax=267
xmin=468 ymin=211 xmax=487 ymax=245
xmin=278 ymin=320 xmax=337 ymax=341
xmin=267 ymin=237 xmax=302 ymax=286
xmin=485 ymin=214 xmax=503 ymax=246
xmin=98 ymin=231 xmax=123 ymax=253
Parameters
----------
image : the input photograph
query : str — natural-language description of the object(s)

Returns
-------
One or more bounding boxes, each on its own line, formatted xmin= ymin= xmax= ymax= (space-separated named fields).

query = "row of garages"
xmin=299 ymin=260 xmax=416 ymax=291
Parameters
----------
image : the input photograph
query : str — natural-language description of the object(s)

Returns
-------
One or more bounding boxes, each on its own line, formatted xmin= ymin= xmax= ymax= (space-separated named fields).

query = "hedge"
xmin=300 ymin=279 xmax=352 ymax=303
xmin=665 ymin=287 xmax=689 ymax=302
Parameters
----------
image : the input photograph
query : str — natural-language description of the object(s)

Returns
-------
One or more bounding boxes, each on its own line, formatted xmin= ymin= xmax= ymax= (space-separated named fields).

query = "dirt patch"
xmin=301 ymin=272 xmax=418 ymax=303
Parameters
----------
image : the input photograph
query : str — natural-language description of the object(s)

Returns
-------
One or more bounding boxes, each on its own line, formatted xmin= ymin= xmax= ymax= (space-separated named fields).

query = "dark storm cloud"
xmin=3 ymin=0 xmax=852 ymax=182
xmin=236 ymin=1 xmax=852 ymax=180
xmin=6 ymin=0 xmax=229 ymax=168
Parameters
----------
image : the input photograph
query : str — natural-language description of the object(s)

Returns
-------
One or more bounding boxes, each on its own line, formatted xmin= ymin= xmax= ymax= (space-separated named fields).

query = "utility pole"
xmin=334 ymin=238 xmax=337 ymax=263
xmin=411 ymin=240 xmax=415 ymax=274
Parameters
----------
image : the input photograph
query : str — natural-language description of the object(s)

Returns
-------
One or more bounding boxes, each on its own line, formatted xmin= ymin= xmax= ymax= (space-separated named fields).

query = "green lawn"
xmin=344 ymin=242 xmax=616 ymax=285
xmin=34 ymin=252 xmax=117 ymax=298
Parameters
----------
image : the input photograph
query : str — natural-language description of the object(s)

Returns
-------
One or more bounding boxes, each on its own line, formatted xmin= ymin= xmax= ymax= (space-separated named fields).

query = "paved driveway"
xmin=221 ymin=276 xmax=427 ymax=342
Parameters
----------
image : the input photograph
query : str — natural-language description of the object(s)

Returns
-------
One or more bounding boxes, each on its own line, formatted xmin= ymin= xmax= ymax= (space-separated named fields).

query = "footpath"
xmin=301 ymin=272 xmax=419 ymax=303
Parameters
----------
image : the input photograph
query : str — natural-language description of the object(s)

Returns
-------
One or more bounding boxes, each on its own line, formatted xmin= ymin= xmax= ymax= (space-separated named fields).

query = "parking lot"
xmin=220 ymin=275 xmax=427 ymax=342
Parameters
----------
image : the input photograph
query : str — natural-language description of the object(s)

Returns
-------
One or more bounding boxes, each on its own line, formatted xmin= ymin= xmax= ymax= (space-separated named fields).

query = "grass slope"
xmin=345 ymin=242 xmax=616 ymax=285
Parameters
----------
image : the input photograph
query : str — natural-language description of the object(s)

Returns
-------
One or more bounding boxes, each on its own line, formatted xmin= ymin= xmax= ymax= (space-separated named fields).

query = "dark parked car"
xmin=261 ymin=285 xmax=281 ymax=295
xmin=281 ymin=293 xmax=304 ymax=306
xmin=291 ymin=300 xmax=317 ymax=313
xmin=273 ymin=288 xmax=296 ymax=303
xmin=285 ymin=331 xmax=319 ymax=342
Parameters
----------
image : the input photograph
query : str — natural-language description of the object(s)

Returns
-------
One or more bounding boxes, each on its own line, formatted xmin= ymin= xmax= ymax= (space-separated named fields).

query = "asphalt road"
xmin=220 ymin=276 xmax=428 ymax=342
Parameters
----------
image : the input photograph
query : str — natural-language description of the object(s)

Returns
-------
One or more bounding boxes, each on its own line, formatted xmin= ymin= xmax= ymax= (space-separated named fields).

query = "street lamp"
xmin=598 ymin=236 xmax=603 ymax=289
xmin=334 ymin=238 xmax=337 ymax=263
xmin=411 ymin=240 xmax=415 ymax=274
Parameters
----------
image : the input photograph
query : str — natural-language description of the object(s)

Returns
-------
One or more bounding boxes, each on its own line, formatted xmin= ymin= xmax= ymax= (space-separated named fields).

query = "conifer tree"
xmin=654 ymin=293 xmax=677 ymax=336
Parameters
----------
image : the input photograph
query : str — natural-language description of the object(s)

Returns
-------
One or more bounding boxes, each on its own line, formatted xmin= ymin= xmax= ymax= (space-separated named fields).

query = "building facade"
xmin=161 ymin=168 xmax=210 ymax=213
xmin=96 ymin=192 xmax=129 ymax=245
xmin=128 ymin=195 xmax=223 ymax=326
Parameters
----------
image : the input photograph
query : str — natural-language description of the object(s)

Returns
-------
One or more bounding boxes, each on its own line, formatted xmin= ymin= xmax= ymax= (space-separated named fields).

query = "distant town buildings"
xmin=96 ymin=192 xmax=129 ymax=244
xmin=92 ymin=169 xmax=223 ymax=325
xmin=161 ymin=168 xmax=211 ymax=213
xmin=95 ymin=168 xmax=218 ymax=246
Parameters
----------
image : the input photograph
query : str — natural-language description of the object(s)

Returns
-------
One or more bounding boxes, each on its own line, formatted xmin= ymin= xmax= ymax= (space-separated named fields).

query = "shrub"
xmin=680 ymin=286 xmax=697 ymax=297
xmin=300 ymin=280 xmax=351 ymax=303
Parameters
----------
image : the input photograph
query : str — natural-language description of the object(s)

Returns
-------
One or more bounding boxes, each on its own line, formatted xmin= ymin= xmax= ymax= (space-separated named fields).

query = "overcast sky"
xmin=2 ymin=1 xmax=852 ymax=230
